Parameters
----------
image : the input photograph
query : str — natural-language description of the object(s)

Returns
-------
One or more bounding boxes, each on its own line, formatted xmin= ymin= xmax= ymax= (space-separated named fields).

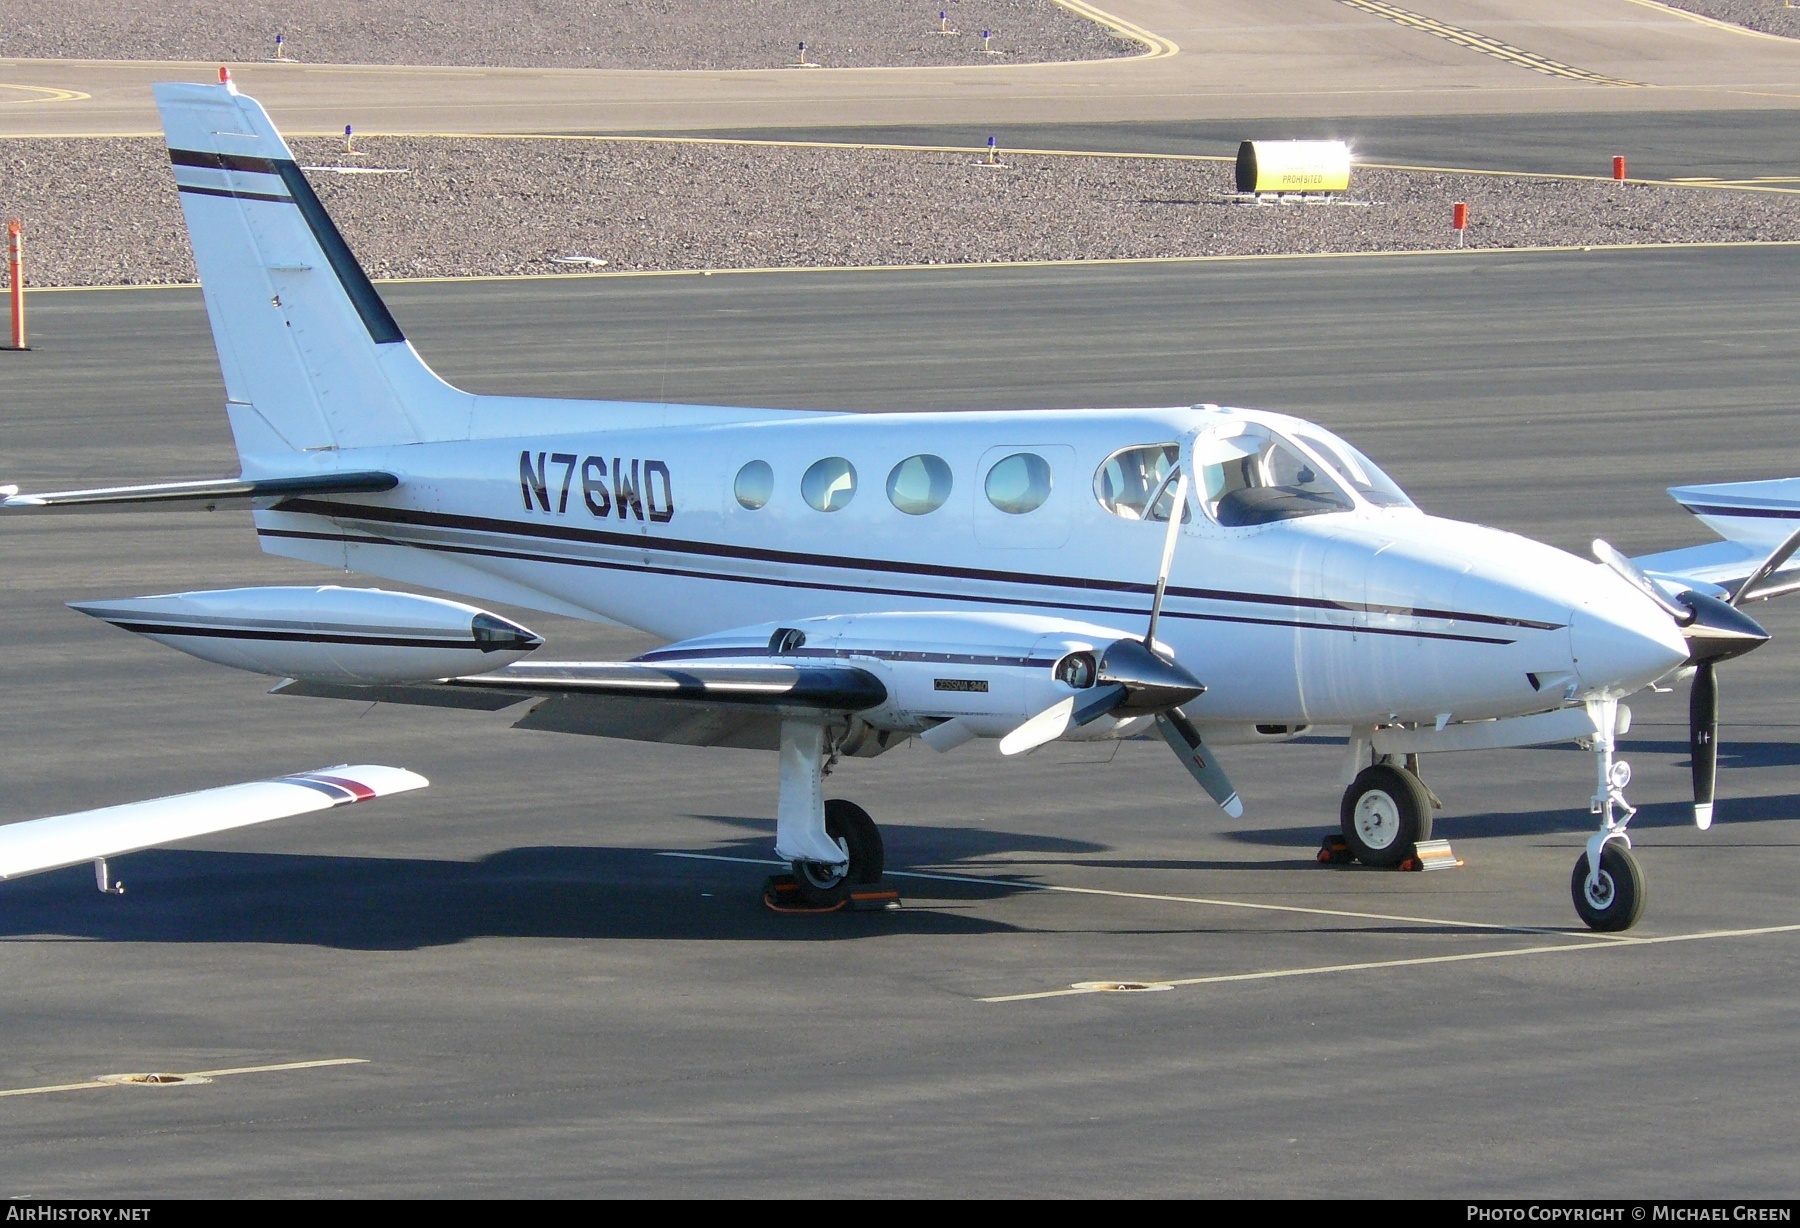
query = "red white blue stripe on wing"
xmin=0 ymin=764 xmax=427 ymax=883
xmin=280 ymin=771 xmax=382 ymax=805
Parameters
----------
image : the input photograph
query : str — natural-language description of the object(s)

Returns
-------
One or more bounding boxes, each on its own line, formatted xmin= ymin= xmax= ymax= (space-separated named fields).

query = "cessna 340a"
xmin=6 ymin=77 xmax=1798 ymax=931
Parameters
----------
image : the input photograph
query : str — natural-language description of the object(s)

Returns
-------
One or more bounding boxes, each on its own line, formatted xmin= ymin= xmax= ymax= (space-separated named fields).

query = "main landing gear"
xmin=1339 ymin=761 xmax=1435 ymax=868
xmin=773 ymin=720 xmax=896 ymax=910
xmin=790 ymin=799 xmax=885 ymax=906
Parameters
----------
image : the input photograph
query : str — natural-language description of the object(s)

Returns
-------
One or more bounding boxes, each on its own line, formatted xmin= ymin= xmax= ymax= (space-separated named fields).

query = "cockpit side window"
xmin=1094 ymin=444 xmax=1190 ymax=522
xmin=1287 ymin=427 xmax=1414 ymax=509
xmin=1197 ymin=427 xmax=1355 ymax=527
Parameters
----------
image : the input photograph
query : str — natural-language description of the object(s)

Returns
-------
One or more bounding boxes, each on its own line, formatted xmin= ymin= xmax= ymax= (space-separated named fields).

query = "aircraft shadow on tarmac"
xmin=0 ymin=821 xmax=1126 ymax=949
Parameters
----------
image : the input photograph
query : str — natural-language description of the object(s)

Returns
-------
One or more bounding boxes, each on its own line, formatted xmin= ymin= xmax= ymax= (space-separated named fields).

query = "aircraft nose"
xmin=1568 ymin=586 xmax=1690 ymax=696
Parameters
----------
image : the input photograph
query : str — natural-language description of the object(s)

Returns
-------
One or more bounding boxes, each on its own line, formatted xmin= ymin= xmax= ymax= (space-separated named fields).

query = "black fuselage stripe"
xmin=177 ymin=183 xmax=292 ymax=204
xmin=111 ymin=621 xmax=478 ymax=649
xmin=166 ymin=150 xmax=405 ymax=346
xmin=257 ymin=526 xmax=1519 ymax=646
xmin=169 ymin=148 xmax=282 ymax=175
xmin=272 ymin=498 xmax=1555 ymax=632
xmin=1682 ymin=503 xmax=1800 ymax=520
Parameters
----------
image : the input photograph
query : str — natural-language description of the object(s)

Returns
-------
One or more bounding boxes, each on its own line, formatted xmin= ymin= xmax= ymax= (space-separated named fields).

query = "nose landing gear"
xmin=1573 ymin=697 xmax=1646 ymax=932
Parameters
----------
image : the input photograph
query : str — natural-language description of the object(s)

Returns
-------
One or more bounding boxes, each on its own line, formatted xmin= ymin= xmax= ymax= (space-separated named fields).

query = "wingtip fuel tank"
xmin=70 ymin=586 xmax=542 ymax=685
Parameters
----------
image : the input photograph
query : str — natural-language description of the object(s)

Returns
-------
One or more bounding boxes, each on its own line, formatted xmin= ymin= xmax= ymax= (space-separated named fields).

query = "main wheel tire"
xmin=791 ymin=799 xmax=884 ymax=905
xmin=1340 ymin=764 xmax=1433 ymax=868
xmin=826 ymin=799 xmax=885 ymax=884
xmin=1571 ymin=842 xmax=1646 ymax=932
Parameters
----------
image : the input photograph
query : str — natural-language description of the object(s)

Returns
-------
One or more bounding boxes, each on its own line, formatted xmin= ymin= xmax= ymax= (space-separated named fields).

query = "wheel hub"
xmin=1352 ymin=790 xmax=1401 ymax=850
xmin=794 ymin=835 xmax=850 ymax=889
xmin=1584 ymin=869 xmax=1616 ymax=911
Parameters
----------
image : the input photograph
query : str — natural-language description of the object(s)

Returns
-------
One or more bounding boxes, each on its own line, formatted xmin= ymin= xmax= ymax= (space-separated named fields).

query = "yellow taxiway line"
xmin=0 ymin=84 xmax=90 ymax=105
xmin=1336 ymin=0 xmax=1645 ymax=87
xmin=28 ymin=237 xmax=1800 ymax=295
xmin=1048 ymin=0 xmax=1178 ymax=60
xmin=1614 ymin=0 xmax=1798 ymax=43
xmin=0 ymin=1056 xmax=367 ymax=1098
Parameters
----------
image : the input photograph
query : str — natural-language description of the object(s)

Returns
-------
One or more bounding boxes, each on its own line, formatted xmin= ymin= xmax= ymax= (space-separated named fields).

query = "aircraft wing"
xmin=275 ymin=660 xmax=890 ymax=752
xmin=0 ymin=764 xmax=427 ymax=884
xmin=1635 ymin=478 xmax=1800 ymax=603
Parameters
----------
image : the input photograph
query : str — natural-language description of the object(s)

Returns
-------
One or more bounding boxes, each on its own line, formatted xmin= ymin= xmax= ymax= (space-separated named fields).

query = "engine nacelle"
xmin=637 ymin=611 xmax=1171 ymax=740
xmin=70 ymin=586 xmax=542 ymax=684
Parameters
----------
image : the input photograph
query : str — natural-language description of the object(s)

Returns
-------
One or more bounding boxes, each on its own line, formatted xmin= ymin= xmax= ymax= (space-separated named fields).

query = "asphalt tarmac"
xmin=2 ymin=248 xmax=1798 ymax=1196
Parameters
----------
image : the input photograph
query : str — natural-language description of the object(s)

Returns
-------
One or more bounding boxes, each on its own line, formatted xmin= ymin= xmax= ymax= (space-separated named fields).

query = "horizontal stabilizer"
xmin=0 ymin=764 xmax=426 ymax=884
xmin=0 ymin=471 xmax=397 ymax=513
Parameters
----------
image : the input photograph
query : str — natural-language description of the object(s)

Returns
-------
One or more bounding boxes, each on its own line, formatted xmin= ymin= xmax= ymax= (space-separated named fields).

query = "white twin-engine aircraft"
xmin=6 ymin=78 xmax=1799 ymax=930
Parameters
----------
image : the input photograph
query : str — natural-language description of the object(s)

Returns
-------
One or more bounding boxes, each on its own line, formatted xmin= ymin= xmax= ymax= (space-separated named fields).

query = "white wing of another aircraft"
xmin=0 ymin=765 xmax=427 ymax=890
xmin=1635 ymin=478 xmax=1800 ymax=603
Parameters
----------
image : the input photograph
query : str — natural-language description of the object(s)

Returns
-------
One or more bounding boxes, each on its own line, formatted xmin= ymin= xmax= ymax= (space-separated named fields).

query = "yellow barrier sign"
xmin=1235 ymin=141 xmax=1352 ymax=194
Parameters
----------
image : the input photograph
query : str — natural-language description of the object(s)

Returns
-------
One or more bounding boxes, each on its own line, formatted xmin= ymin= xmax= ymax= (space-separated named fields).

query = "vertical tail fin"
xmin=154 ymin=80 xmax=472 ymax=458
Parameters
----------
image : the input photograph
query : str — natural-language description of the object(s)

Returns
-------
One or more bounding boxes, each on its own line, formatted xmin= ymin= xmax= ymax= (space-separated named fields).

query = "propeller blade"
xmin=998 ymin=684 xmax=1130 ymax=757
xmin=1592 ymin=538 xmax=1692 ymax=623
xmin=1691 ymin=659 xmax=1718 ymax=831
xmin=1731 ymin=525 xmax=1800 ymax=607
xmin=1156 ymin=709 xmax=1244 ymax=818
xmin=999 ymin=696 xmax=1074 ymax=756
xmin=1144 ymin=471 xmax=1190 ymax=649
xmin=1072 ymin=682 xmax=1131 ymax=727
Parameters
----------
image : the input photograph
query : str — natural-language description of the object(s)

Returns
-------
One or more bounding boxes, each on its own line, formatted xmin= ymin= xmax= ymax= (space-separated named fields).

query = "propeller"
xmin=999 ymin=469 xmax=1244 ymax=816
xmin=1594 ymin=532 xmax=1793 ymax=830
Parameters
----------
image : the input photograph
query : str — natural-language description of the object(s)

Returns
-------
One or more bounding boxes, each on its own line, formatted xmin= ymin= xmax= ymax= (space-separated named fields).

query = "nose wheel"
xmin=1339 ymin=763 xmax=1433 ymax=867
xmin=1570 ymin=842 xmax=1645 ymax=932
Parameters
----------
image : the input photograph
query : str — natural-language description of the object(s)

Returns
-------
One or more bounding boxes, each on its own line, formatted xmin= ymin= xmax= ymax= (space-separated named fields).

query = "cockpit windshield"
xmin=1196 ymin=425 xmax=1355 ymax=526
xmin=1284 ymin=425 xmax=1414 ymax=510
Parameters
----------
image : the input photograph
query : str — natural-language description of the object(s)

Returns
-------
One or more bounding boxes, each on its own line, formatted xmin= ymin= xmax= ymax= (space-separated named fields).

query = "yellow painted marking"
xmin=31 ymin=235 xmax=1800 ymax=294
xmin=981 ymin=922 xmax=1800 ymax=1002
xmin=0 ymin=84 xmax=91 ymax=105
xmin=0 ymin=1056 xmax=366 ymax=1098
xmin=1614 ymin=0 xmax=1797 ymax=42
xmin=655 ymin=850 xmax=1616 ymax=941
xmin=1338 ymin=0 xmax=1645 ymax=86
xmin=1047 ymin=0 xmax=1179 ymax=60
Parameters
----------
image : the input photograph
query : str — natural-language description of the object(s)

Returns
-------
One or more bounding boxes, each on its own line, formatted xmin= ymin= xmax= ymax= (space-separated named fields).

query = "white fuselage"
xmin=252 ymin=402 xmax=1687 ymax=729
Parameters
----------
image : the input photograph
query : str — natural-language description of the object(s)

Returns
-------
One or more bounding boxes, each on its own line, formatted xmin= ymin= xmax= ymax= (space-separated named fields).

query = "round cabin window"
xmin=734 ymin=460 xmax=774 ymax=510
xmin=801 ymin=457 xmax=858 ymax=513
xmin=886 ymin=454 xmax=953 ymax=515
xmin=984 ymin=452 xmax=1052 ymax=515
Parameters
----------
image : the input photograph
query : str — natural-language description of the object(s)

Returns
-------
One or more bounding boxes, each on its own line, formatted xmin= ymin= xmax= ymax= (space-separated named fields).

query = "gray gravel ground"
xmin=0 ymin=0 xmax=1135 ymax=70
xmin=3 ymin=136 xmax=1796 ymax=287
xmin=1662 ymin=0 xmax=1800 ymax=38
